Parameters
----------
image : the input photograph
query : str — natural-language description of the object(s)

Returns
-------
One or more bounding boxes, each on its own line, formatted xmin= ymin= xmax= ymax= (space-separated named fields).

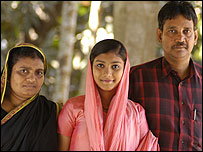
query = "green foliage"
xmin=191 ymin=1 xmax=202 ymax=64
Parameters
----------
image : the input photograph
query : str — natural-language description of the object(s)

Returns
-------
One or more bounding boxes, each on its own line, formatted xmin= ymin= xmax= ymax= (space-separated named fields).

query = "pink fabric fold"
xmin=136 ymin=130 xmax=160 ymax=151
xmin=84 ymin=53 xmax=160 ymax=151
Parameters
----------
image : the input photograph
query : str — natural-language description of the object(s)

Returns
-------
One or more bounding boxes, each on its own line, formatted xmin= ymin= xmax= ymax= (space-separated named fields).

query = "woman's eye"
xmin=36 ymin=71 xmax=44 ymax=77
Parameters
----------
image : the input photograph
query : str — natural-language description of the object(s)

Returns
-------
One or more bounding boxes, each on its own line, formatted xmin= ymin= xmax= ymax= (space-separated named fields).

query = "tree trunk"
xmin=113 ymin=1 xmax=160 ymax=66
xmin=78 ymin=1 xmax=101 ymax=96
xmin=53 ymin=1 xmax=78 ymax=105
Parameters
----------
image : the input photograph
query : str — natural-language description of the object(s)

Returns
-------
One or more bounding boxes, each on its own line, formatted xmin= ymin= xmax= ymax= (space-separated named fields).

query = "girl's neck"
xmin=98 ymin=87 xmax=117 ymax=112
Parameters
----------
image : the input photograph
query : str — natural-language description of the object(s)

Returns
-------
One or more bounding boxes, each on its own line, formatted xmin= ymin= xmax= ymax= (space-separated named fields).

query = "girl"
xmin=57 ymin=39 xmax=159 ymax=151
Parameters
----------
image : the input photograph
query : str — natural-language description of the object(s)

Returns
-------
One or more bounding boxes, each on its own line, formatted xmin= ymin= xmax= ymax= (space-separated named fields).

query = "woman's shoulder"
xmin=38 ymin=95 xmax=56 ymax=106
xmin=35 ymin=95 xmax=60 ymax=117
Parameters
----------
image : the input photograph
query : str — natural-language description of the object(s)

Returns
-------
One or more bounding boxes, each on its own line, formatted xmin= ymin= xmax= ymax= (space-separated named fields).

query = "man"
xmin=129 ymin=1 xmax=202 ymax=151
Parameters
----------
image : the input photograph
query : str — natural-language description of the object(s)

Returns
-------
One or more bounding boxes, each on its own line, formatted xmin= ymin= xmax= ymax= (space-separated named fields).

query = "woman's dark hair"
xmin=90 ymin=39 xmax=127 ymax=66
xmin=7 ymin=47 xmax=44 ymax=80
xmin=158 ymin=1 xmax=197 ymax=31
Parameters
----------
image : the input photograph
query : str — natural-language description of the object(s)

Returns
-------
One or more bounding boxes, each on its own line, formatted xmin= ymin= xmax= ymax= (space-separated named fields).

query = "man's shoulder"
xmin=193 ymin=61 xmax=202 ymax=71
xmin=130 ymin=57 xmax=163 ymax=72
xmin=193 ymin=61 xmax=202 ymax=78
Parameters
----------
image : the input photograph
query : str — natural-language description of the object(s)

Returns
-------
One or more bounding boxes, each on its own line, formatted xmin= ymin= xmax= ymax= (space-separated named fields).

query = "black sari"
xmin=1 ymin=95 xmax=59 ymax=151
xmin=1 ymin=43 xmax=59 ymax=151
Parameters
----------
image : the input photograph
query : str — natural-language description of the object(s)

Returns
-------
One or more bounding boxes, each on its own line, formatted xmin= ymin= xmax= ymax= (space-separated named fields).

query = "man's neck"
xmin=167 ymin=57 xmax=190 ymax=80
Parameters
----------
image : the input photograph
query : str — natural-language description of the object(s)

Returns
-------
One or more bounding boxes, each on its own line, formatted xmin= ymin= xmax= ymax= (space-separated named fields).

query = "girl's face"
xmin=9 ymin=57 xmax=44 ymax=100
xmin=92 ymin=51 xmax=124 ymax=92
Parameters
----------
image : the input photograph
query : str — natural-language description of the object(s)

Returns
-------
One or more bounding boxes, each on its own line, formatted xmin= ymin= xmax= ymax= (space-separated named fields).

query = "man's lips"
xmin=174 ymin=46 xmax=187 ymax=49
xmin=172 ymin=43 xmax=188 ymax=50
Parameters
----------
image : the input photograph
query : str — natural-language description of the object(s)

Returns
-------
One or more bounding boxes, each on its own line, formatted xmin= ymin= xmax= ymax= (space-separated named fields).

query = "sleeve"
xmin=138 ymin=104 xmax=149 ymax=139
xmin=57 ymin=100 xmax=76 ymax=137
xmin=136 ymin=104 xmax=160 ymax=151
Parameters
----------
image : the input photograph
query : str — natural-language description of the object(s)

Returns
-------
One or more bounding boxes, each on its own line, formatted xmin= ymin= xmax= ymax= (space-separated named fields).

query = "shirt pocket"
xmin=191 ymin=105 xmax=202 ymax=149
xmin=192 ymin=105 xmax=202 ymax=135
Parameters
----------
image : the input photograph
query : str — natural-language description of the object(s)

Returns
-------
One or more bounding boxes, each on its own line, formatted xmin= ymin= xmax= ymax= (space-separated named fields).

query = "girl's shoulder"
xmin=126 ymin=99 xmax=146 ymax=116
xmin=62 ymin=95 xmax=85 ymax=113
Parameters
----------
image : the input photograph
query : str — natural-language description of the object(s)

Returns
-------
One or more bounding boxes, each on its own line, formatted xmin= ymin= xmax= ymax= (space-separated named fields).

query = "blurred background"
xmin=1 ymin=1 xmax=202 ymax=105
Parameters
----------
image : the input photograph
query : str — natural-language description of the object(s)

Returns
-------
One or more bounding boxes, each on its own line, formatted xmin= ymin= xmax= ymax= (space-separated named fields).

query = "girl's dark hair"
xmin=158 ymin=1 xmax=197 ymax=31
xmin=90 ymin=39 xmax=127 ymax=65
xmin=7 ymin=47 xmax=44 ymax=80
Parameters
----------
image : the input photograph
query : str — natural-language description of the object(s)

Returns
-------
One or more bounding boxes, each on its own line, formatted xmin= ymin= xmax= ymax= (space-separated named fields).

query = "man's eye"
xmin=20 ymin=69 xmax=27 ymax=73
xmin=184 ymin=30 xmax=191 ymax=34
xmin=169 ymin=30 xmax=176 ymax=33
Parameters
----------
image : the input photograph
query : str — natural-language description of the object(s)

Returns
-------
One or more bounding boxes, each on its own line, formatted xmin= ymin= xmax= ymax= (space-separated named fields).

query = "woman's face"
xmin=9 ymin=57 xmax=44 ymax=100
xmin=92 ymin=51 xmax=124 ymax=92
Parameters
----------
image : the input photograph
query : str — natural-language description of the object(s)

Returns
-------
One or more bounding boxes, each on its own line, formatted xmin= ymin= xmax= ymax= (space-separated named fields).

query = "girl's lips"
xmin=101 ymin=80 xmax=114 ymax=83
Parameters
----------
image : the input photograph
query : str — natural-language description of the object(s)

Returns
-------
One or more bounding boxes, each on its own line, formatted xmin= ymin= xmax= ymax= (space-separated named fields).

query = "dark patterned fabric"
xmin=129 ymin=57 xmax=202 ymax=151
xmin=1 ymin=95 xmax=58 ymax=151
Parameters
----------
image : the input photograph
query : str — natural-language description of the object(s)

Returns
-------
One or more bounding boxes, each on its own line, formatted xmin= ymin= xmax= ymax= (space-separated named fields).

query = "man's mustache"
xmin=171 ymin=42 xmax=188 ymax=49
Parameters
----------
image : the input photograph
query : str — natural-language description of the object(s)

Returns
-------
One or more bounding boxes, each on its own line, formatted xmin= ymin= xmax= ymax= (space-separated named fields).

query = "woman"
xmin=1 ymin=43 xmax=60 ymax=151
xmin=57 ymin=39 xmax=160 ymax=151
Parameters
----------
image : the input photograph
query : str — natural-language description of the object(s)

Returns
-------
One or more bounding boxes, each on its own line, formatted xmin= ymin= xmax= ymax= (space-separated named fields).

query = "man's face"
xmin=157 ymin=15 xmax=198 ymax=62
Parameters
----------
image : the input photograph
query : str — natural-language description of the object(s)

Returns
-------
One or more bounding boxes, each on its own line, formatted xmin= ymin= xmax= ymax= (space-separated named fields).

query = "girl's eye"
xmin=112 ymin=65 xmax=120 ymax=70
xmin=97 ymin=64 xmax=104 ymax=68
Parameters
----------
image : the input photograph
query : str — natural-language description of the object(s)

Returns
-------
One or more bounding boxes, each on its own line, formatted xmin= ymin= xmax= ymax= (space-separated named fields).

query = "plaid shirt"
xmin=129 ymin=57 xmax=202 ymax=151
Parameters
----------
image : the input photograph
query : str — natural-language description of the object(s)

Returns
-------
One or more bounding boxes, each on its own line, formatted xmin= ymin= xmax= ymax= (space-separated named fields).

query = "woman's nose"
xmin=26 ymin=73 xmax=36 ymax=82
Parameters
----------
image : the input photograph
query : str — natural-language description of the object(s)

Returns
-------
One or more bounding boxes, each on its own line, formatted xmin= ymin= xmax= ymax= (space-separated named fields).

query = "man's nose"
xmin=175 ymin=32 xmax=186 ymax=42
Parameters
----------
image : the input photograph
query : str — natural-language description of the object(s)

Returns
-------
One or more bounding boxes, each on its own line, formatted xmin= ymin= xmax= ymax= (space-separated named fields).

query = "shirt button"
xmin=182 ymin=140 xmax=184 ymax=144
xmin=182 ymin=121 xmax=185 ymax=125
xmin=181 ymin=101 xmax=184 ymax=105
xmin=180 ymin=82 xmax=183 ymax=86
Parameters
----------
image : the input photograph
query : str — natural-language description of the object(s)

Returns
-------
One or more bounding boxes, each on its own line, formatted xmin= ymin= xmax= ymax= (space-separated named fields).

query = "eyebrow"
xmin=95 ymin=60 xmax=122 ymax=64
xmin=19 ymin=66 xmax=44 ymax=71
xmin=166 ymin=26 xmax=176 ymax=29
xmin=166 ymin=26 xmax=192 ymax=30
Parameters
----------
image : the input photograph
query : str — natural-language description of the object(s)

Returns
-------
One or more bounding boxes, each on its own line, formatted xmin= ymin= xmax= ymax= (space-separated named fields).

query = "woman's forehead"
xmin=14 ymin=57 xmax=44 ymax=69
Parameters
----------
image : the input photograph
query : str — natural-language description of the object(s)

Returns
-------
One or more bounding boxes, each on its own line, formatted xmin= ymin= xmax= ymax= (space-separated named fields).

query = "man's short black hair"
xmin=158 ymin=1 xmax=197 ymax=31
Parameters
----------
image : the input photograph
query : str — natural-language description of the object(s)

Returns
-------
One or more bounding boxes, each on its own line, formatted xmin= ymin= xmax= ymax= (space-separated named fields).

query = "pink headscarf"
xmin=84 ymin=53 xmax=131 ymax=150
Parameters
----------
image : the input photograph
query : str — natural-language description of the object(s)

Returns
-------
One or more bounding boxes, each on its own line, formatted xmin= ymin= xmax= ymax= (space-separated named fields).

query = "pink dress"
xmin=58 ymin=53 xmax=160 ymax=151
